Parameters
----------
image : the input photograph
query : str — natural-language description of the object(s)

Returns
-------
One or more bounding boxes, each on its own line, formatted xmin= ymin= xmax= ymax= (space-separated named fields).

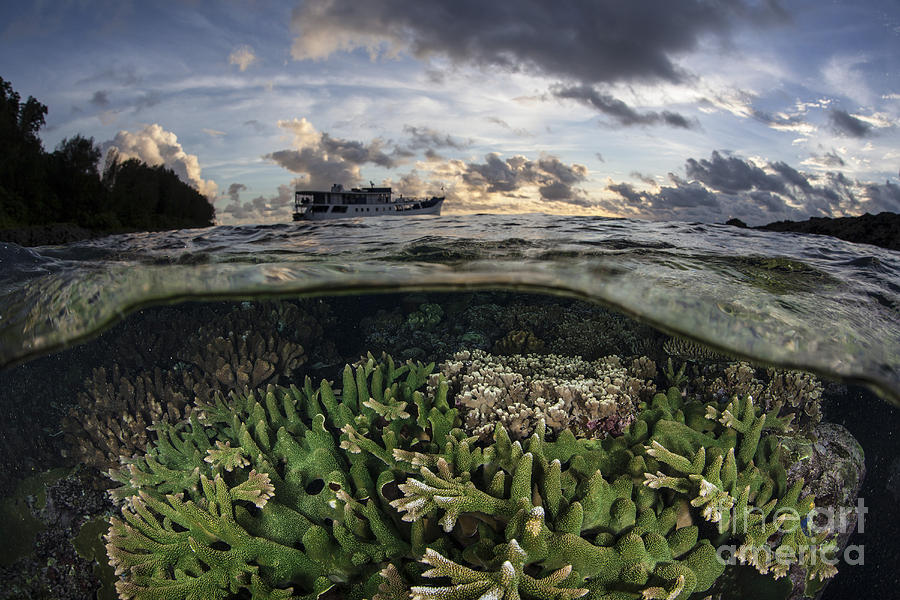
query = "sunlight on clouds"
xmin=229 ymin=44 xmax=258 ymax=71
xmin=103 ymin=124 xmax=218 ymax=198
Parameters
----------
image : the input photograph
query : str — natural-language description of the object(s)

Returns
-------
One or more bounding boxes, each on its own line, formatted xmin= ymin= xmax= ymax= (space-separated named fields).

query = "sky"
xmin=1 ymin=0 xmax=899 ymax=225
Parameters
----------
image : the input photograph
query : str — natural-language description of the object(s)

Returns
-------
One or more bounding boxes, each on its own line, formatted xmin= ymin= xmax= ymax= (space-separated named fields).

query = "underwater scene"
xmin=0 ymin=216 xmax=897 ymax=600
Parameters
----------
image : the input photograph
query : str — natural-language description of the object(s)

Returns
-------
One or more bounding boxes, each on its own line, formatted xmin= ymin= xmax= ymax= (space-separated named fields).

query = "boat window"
xmin=312 ymin=205 xmax=329 ymax=213
xmin=333 ymin=206 xmax=347 ymax=213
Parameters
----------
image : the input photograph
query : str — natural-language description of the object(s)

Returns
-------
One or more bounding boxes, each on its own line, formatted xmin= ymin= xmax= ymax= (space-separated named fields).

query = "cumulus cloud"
xmin=603 ymin=150 xmax=900 ymax=224
xmin=229 ymin=44 xmax=258 ymax=71
xmin=102 ymin=124 xmax=218 ymax=197
xmin=264 ymin=118 xmax=400 ymax=189
xmin=220 ymin=181 xmax=297 ymax=223
xmin=456 ymin=153 xmax=590 ymax=206
xmin=552 ymin=84 xmax=696 ymax=129
xmin=290 ymin=1 xmax=782 ymax=127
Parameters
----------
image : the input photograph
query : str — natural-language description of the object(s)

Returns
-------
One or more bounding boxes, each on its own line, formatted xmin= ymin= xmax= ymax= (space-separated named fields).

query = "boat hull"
xmin=294 ymin=197 xmax=443 ymax=221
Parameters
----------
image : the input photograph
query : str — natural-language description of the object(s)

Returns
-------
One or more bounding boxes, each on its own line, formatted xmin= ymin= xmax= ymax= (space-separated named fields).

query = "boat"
xmin=292 ymin=184 xmax=444 ymax=220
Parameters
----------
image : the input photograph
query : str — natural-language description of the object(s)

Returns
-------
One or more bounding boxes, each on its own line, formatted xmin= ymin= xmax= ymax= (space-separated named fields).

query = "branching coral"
xmin=440 ymin=350 xmax=656 ymax=440
xmin=703 ymin=363 xmax=824 ymax=435
xmin=63 ymin=300 xmax=335 ymax=472
xmin=62 ymin=365 xmax=192 ymax=470
xmin=184 ymin=330 xmax=306 ymax=391
xmin=104 ymin=354 xmax=837 ymax=600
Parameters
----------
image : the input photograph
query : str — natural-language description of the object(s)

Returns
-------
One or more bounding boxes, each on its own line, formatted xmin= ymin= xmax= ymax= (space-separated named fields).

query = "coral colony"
xmin=102 ymin=351 xmax=840 ymax=600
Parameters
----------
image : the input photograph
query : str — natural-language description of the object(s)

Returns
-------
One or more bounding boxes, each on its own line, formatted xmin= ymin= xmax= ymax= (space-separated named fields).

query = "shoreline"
xmin=727 ymin=211 xmax=900 ymax=252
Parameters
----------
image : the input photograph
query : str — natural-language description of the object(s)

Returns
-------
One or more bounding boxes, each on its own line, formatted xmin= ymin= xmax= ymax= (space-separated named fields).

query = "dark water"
xmin=0 ymin=214 xmax=897 ymax=599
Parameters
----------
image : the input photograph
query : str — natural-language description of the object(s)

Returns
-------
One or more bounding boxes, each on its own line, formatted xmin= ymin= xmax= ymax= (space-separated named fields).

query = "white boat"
xmin=293 ymin=184 xmax=444 ymax=221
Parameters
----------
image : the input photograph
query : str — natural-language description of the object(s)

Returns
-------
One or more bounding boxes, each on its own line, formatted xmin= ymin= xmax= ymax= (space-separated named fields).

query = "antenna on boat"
xmin=369 ymin=180 xmax=374 ymax=187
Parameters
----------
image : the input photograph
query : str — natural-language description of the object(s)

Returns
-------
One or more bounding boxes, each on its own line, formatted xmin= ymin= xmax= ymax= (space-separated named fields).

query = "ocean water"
xmin=0 ymin=214 xmax=897 ymax=599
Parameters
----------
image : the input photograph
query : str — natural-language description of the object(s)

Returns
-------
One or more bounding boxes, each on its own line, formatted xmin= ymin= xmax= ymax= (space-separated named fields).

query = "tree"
xmin=0 ymin=76 xmax=216 ymax=233
xmin=47 ymin=135 xmax=110 ymax=226
xmin=0 ymin=76 xmax=49 ymax=226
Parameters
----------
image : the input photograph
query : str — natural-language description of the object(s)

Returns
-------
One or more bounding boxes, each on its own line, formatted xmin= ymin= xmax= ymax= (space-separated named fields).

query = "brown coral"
xmin=187 ymin=330 xmax=305 ymax=391
xmin=703 ymin=361 xmax=824 ymax=435
xmin=62 ymin=364 xmax=192 ymax=471
xmin=492 ymin=329 xmax=545 ymax=355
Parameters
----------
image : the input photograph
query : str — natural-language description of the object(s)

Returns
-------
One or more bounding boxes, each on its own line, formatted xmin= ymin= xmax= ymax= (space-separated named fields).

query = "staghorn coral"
xmin=62 ymin=364 xmax=193 ymax=471
xmin=440 ymin=349 xmax=656 ymax=440
xmin=104 ymin=353 xmax=838 ymax=600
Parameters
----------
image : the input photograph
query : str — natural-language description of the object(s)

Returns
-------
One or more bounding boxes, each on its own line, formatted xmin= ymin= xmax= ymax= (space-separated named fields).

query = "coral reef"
xmin=662 ymin=337 xmax=731 ymax=362
xmin=440 ymin=350 xmax=656 ymax=440
xmin=493 ymin=329 xmax=545 ymax=355
xmin=702 ymin=363 xmax=824 ymax=436
xmin=62 ymin=365 xmax=193 ymax=471
xmin=104 ymin=353 xmax=838 ymax=599
xmin=61 ymin=300 xmax=337 ymax=472
xmin=183 ymin=328 xmax=306 ymax=391
xmin=359 ymin=293 xmax=663 ymax=364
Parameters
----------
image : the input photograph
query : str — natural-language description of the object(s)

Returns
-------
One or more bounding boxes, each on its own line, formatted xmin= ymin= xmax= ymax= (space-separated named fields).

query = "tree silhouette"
xmin=0 ymin=76 xmax=216 ymax=233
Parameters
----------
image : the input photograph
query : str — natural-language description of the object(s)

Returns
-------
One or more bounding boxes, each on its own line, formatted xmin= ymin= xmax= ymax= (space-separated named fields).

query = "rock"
xmin=755 ymin=212 xmax=900 ymax=252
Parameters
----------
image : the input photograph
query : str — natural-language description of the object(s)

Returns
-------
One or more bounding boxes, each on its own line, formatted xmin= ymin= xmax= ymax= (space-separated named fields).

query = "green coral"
xmin=105 ymin=354 xmax=836 ymax=599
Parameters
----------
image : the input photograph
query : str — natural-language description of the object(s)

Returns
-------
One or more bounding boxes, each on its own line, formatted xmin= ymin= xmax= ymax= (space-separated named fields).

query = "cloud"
xmin=685 ymin=151 xmax=786 ymax=195
xmin=552 ymin=84 xmax=696 ymax=129
xmin=229 ymin=44 xmax=258 ymax=71
xmin=603 ymin=150 xmax=900 ymax=224
xmin=802 ymin=150 xmax=845 ymax=169
xmin=90 ymin=90 xmax=110 ymax=107
xmin=102 ymin=124 xmax=218 ymax=197
xmin=485 ymin=116 xmax=533 ymax=137
xmin=823 ymin=53 xmax=873 ymax=106
xmin=829 ymin=109 xmax=872 ymax=138
xmin=290 ymin=1 xmax=782 ymax=85
xmin=459 ymin=153 xmax=590 ymax=205
xmin=203 ymin=128 xmax=226 ymax=137
xmin=700 ymin=90 xmax=819 ymax=135
xmin=220 ymin=181 xmax=297 ymax=222
xmin=243 ymin=119 xmax=265 ymax=132
xmin=290 ymin=1 xmax=782 ymax=128
xmin=403 ymin=125 xmax=468 ymax=150
xmin=264 ymin=118 xmax=399 ymax=189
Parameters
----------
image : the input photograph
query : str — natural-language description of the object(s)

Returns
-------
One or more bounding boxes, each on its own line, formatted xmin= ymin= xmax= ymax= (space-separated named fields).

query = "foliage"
xmin=0 ymin=76 xmax=214 ymax=232
xmin=105 ymin=354 xmax=836 ymax=599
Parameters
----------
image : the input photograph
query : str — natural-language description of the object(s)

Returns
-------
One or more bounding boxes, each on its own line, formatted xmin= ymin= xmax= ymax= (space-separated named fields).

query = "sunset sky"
xmin=1 ymin=0 xmax=898 ymax=225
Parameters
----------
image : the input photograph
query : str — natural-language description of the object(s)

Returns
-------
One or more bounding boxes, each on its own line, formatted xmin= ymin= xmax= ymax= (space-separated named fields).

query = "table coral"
xmin=104 ymin=354 xmax=838 ymax=599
